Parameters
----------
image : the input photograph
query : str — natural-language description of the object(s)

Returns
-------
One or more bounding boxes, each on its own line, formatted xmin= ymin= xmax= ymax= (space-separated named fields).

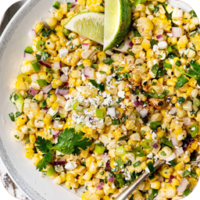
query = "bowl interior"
xmin=0 ymin=0 xmax=199 ymax=200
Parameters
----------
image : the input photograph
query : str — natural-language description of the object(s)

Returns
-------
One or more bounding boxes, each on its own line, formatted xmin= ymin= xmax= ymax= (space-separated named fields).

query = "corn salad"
xmin=9 ymin=0 xmax=200 ymax=200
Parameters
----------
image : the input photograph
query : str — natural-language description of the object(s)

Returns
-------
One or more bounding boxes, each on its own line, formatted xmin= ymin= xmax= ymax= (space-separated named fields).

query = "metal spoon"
xmin=115 ymin=158 xmax=200 ymax=200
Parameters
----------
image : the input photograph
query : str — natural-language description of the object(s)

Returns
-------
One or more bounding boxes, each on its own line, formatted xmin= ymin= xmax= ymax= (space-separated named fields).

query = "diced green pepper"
xmin=94 ymin=144 xmax=105 ymax=154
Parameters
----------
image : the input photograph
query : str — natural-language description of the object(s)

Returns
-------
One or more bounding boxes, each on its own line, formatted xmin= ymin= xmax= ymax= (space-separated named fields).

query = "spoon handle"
xmin=115 ymin=160 xmax=165 ymax=200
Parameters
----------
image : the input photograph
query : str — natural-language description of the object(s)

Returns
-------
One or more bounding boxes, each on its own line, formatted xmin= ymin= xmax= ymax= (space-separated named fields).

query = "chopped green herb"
xmin=175 ymin=75 xmax=189 ymax=89
xmin=41 ymin=51 xmax=50 ymax=61
xmin=163 ymin=62 xmax=172 ymax=69
xmin=9 ymin=112 xmax=15 ymax=121
xmin=189 ymin=123 xmax=199 ymax=138
xmin=183 ymin=170 xmax=191 ymax=177
xmin=160 ymin=138 xmax=174 ymax=148
xmin=116 ymin=157 xmax=124 ymax=168
xmin=103 ymin=58 xmax=114 ymax=65
xmin=37 ymin=79 xmax=48 ymax=86
xmin=150 ymin=39 xmax=157 ymax=47
xmin=147 ymin=162 xmax=155 ymax=173
xmin=150 ymin=121 xmax=161 ymax=130
xmin=176 ymin=60 xmax=181 ymax=66
xmin=53 ymin=1 xmax=60 ymax=9
xmin=177 ymin=97 xmax=185 ymax=104
xmin=183 ymin=188 xmax=191 ymax=196
xmin=133 ymin=161 xmax=141 ymax=167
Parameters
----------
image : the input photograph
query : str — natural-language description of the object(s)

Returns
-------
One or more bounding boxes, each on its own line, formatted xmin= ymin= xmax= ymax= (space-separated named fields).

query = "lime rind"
xmin=64 ymin=12 xmax=104 ymax=44
xmin=104 ymin=0 xmax=132 ymax=51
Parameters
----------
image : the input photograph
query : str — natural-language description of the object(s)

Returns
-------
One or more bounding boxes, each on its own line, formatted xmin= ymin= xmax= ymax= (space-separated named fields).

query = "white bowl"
xmin=0 ymin=0 xmax=199 ymax=200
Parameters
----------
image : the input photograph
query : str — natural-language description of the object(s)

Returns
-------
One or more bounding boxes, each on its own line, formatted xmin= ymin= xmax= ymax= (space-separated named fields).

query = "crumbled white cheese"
xmin=152 ymin=132 xmax=157 ymax=140
xmin=147 ymin=153 xmax=153 ymax=159
xmin=59 ymin=48 xmax=69 ymax=58
xmin=62 ymin=67 xmax=69 ymax=75
xmin=158 ymin=41 xmax=168 ymax=49
xmin=48 ymin=108 xmax=57 ymax=116
xmin=65 ymin=161 xmax=77 ymax=170
xmin=118 ymin=90 xmax=125 ymax=98
xmin=153 ymin=45 xmax=159 ymax=52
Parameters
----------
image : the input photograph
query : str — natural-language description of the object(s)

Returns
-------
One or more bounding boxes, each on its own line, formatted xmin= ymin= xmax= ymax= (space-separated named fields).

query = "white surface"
xmin=0 ymin=0 xmax=199 ymax=200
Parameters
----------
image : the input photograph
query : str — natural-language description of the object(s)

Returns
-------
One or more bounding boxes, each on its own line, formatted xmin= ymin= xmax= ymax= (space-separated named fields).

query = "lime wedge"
xmin=64 ymin=12 xmax=104 ymax=44
xmin=104 ymin=0 xmax=131 ymax=51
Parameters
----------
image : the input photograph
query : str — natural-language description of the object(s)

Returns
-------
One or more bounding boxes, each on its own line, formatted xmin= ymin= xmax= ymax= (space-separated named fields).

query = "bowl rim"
xmin=0 ymin=1 xmax=45 ymax=199
xmin=0 ymin=0 xmax=193 ymax=200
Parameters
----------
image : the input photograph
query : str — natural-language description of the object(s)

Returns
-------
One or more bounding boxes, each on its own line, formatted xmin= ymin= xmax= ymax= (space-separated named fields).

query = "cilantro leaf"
xmin=150 ymin=121 xmax=161 ymax=130
xmin=175 ymin=74 xmax=189 ymax=89
xmin=150 ymin=39 xmax=157 ymax=47
xmin=41 ymin=28 xmax=51 ymax=37
xmin=132 ymin=0 xmax=147 ymax=7
xmin=52 ymin=128 xmax=92 ymax=155
xmin=35 ymin=136 xmax=53 ymax=153
xmin=147 ymin=89 xmax=169 ymax=99
xmin=41 ymin=51 xmax=51 ymax=61
xmin=189 ymin=10 xmax=197 ymax=17
xmin=36 ymin=150 xmax=54 ymax=171
xmin=151 ymin=64 xmax=159 ymax=75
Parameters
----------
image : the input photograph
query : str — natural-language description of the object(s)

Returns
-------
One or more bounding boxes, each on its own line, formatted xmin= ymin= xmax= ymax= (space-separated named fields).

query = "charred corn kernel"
xmin=196 ymin=168 xmax=200 ymax=176
xmin=66 ymin=173 xmax=75 ymax=183
xmin=54 ymin=10 xmax=63 ymax=21
xmin=141 ymin=39 xmax=151 ymax=51
xmin=86 ymin=156 xmax=95 ymax=168
xmin=51 ymin=102 xmax=59 ymax=110
xmin=46 ymin=17 xmax=57 ymax=27
xmin=83 ymin=171 xmax=92 ymax=181
xmin=98 ymin=51 xmax=106 ymax=61
xmin=83 ymin=59 xmax=93 ymax=67
xmin=173 ymin=127 xmax=182 ymax=135
xmin=29 ymin=134 xmax=36 ymax=144
xmin=150 ymin=181 xmax=161 ymax=190
xmin=25 ymin=149 xmax=34 ymax=159
xmin=186 ymin=87 xmax=194 ymax=96
xmin=32 ymin=154 xmax=41 ymax=166
xmin=52 ymin=78 xmax=63 ymax=88
xmin=80 ymin=148 xmax=89 ymax=158
xmin=157 ymin=130 xmax=165 ymax=139
xmin=35 ymin=22 xmax=44 ymax=33
xmin=78 ymin=176 xmax=85 ymax=185
xmin=43 ymin=113 xmax=52 ymax=125
xmin=15 ymin=114 xmax=27 ymax=126
xmin=159 ymin=164 xmax=173 ymax=178
xmin=34 ymin=93 xmax=44 ymax=101
xmin=50 ymin=33 xmax=59 ymax=42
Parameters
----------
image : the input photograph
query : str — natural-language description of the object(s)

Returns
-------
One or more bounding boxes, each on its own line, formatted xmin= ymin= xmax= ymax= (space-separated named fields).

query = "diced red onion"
xmin=60 ymin=74 xmax=68 ymax=82
xmin=129 ymin=41 xmax=133 ymax=47
xmin=75 ymin=0 xmax=77 ymax=2
xmin=54 ymin=160 xmax=66 ymax=166
xmin=42 ymin=84 xmax=52 ymax=94
xmin=172 ymin=27 xmax=182 ymax=37
xmin=64 ymin=82 xmax=69 ymax=87
xmin=153 ymin=143 xmax=159 ymax=148
xmin=157 ymin=176 xmax=164 ymax=182
xmin=38 ymin=60 xmax=52 ymax=68
xmin=156 ymin=34 xmax=163 ymax=41
xmin=41 ymin=108 xmax=48 ymax=114
xmin=84 ymin=67 xmax=94 ymax=78
xmin=139 ymin=108 xmax=148 ymax=118
xmin=171 ymin=137 xmax=178 ymax=146
xmin=28 ymin=87 xmax=38 ymax=96
xmin=96 ymin=182 xmax=104 ymax=190
xmin=169 ymin=107 xmax=177 ymax=115
xmin=177 ymin=178 xmax=189 ymax=193
xmin=175 ymin=147 xmax=184 ymax=157
xmin=100 ymin=154 xmax=110 ymax=162
xmin=183 ymin=117 xmax=191 ymax=126
xmin=54 ymin=62 xmax=62 ymax=70
xmin=70 ymin=4 xmax=77 ymax=12
xmin=134 ymin=101 xmax=143 ymax=107
xmin=54 ymin=137 xmax=58 ymax=144
xmin=28 ymin=29 xmax=36 ymax=39
xmin=24 ymin=53 xmax=35 ymax=61
xmin=169 ymin=175 xmax=175 ymax=183
xmin=53 ymin=121 xmax=62 ymax=128
xmin=107 ymin=107 xmax=116 ymax=117
xmin=52 ymin=130 xmax=60 ymax=136
xmin=108 ymin=176 xmax=114 ymax=183
xmin=55 ymin=88 xmax=69 ymax=96
xmin=42 ymin=107 xmax=48 ymax=111
xmin=136 ymin=105 xmax=143 ymax=112
xmin=105 ymin=161 xmax=111 ymax=171
xmin=82 ymin=43 xmax=89 ymax=50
